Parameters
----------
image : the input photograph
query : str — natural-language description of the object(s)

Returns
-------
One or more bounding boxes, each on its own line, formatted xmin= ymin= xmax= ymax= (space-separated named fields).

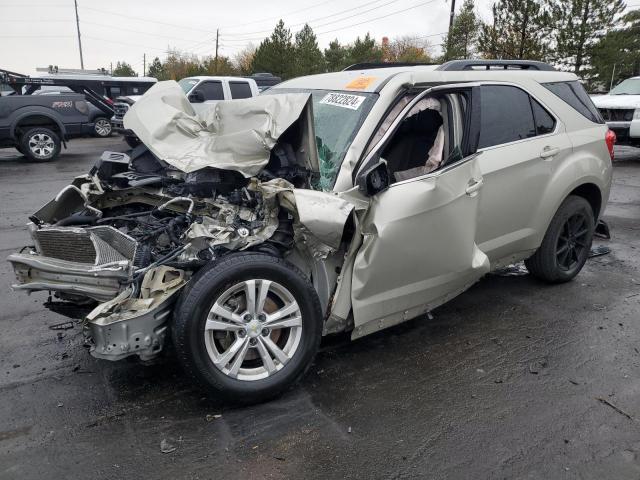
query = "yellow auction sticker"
xmin=345 ymin=76 xmax=377 ymax=90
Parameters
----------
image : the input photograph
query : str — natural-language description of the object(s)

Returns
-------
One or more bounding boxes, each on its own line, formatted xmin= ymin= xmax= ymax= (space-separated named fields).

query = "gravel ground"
xmin=0 ymin=138 xmax=639 ymax=480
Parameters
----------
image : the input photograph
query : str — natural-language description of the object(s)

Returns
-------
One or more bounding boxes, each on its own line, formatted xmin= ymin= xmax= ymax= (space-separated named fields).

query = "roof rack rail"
xmin=343 ymin=62 xmax=436 ymax=71
xmin=436 ymin=60 xmax=556 ymax=71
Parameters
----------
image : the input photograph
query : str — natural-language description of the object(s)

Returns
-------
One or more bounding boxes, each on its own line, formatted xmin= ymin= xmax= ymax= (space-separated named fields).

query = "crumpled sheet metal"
xmin=123 ymin=81 xmax=313 ymax=177
xmin=183 ymin=178 xmax=356 ymax=258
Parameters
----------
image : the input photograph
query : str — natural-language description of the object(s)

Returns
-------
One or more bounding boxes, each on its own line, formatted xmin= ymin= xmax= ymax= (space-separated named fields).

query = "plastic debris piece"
xmin=589 ymin=245 xmax=611 ymax=258
xmin=160 ymin=439 xmax=177 ymax=453
xmin=49 ymin=321 xmax=75 ymax=331
xmin=491 ymin=262 xmax=529 ymax=277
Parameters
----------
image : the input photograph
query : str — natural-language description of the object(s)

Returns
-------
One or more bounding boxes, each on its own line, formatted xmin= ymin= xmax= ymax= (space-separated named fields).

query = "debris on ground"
xmin=48 ymin=321 xmax=75 ymax=331
xmin=596 ymin=397 xmax=633 ymax=420
xmin=594 ymin=220 xmax=611 ymax=239
xmin=160 ymin=439 xmax=177 ymax=454
xmin=348 ymin=426 xmax=352 ymax=434
xmin=491 ymin=262 xmax=529 ymax=277
xmin=205 ymin=414 xmax=222 ymax=422
xmin=589 ymin=245 xmax=611 ymax=258
xmin=528 ymin=358 xmax=548 ymax=374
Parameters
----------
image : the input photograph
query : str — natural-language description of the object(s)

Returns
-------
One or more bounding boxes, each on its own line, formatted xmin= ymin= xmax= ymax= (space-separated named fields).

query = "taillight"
xmin=605 ymin=129 xmax=616 ymax=161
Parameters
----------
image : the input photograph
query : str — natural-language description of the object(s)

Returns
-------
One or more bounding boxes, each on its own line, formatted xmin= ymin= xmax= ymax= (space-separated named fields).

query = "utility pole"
xmin=214 ymin=28 xmax=219 ymax=74
xmin=143 ymin=53 xmax=146 ymax=76
xmin=74 ymin=0 xmax=84 ymax=69
xmin=445 ymin=0 xmax=456 ymax=60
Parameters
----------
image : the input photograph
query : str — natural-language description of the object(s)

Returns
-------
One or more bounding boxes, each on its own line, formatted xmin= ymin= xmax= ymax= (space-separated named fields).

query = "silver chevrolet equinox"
xmin=9 ymin=60 xmax=614 ymax=403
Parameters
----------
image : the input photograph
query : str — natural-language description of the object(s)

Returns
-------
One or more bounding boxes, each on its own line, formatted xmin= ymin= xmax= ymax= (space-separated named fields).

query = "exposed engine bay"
xmin=8 ymin=87 xmax=358 ymax=362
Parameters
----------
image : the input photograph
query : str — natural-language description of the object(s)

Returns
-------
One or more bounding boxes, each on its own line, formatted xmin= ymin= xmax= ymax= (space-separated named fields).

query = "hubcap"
xmin=28 ymin=133 xmax=55 ymax=158
xmin=556 ymin=213 xmax=590 ymax=271
xmin=95 ymin=119 xmax=111 ymax=136
xmin=204 ymin=279 xmax=303 ymax=381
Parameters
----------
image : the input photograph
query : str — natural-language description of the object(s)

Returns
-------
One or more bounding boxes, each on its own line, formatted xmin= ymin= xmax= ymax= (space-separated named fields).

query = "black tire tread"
xmin=20 ymin=127 xmax=61 ymax=162
xmin=525 ymin=195 xmax=594 ymax=283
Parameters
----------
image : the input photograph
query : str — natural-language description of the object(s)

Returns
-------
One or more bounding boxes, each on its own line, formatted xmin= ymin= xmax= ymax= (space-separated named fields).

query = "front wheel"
xmin=525 ymin=195 xmax=595 ymax=283
xmin=172 ymin=253 xmax=322 ymax=404
xmin=93 ymin=117 xmax=112 ymax=137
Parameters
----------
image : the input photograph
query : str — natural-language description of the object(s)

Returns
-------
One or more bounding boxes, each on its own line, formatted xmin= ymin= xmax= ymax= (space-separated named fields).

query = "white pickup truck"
xmin=112 ymin=76 xmax=260 ymax=147
xmin=591 ymin=76 xmax=640 ymax=146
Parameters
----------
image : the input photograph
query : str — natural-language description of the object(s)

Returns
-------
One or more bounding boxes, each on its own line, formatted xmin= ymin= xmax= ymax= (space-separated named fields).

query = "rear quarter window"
xmin=229 ymin=81 xmax=253 ymax=99
xmin=542 ymin=81 xmax=604 ymax=124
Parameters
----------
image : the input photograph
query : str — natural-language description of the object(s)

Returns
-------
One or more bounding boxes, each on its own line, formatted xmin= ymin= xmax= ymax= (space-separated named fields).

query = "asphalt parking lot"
xmin=1 ymin=137 xmax=639 ymax=480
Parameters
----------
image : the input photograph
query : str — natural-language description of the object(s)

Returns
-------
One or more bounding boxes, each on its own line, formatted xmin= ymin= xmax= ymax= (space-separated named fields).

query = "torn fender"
xmin=123 ymin=81 xmax=318 ymax=177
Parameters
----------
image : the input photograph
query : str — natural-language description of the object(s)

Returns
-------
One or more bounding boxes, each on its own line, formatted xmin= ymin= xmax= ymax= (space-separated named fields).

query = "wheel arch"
xmin=10 ymin=110 xmax=66 ymax=139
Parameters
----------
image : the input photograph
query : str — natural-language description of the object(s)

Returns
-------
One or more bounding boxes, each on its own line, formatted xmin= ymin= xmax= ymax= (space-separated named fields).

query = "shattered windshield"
xmin=263 ymin=88 xmax=377 ymax=190
xmin=609 ymin=78 xmax=640 ymax=95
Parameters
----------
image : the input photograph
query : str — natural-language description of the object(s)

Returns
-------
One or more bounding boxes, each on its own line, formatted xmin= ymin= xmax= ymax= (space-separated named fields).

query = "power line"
xmin=223 ymin=0 xmax=403 ymax=38
xmin=316 ymin=0 xmax=439 ymax=35
xmin=81 ymin=20 xmax=201 ymax=43
xmin=79 ymin=5 xmax=217 ymax=34
xmin=224 ymin=0 xmax=339 ymax=28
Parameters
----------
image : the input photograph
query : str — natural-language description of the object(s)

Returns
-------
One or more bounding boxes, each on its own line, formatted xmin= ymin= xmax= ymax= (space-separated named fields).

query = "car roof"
xmin=183 ymin=76 xmax=257 ymax=83
xmin=273 ymin=65 xmax=577 ymax=93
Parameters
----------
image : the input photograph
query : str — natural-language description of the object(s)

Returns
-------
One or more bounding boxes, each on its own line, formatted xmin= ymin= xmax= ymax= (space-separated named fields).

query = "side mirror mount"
xmin=188 ymin=90 xmax=205 ymax=103
xmin=356 ymin=160 xmax=390 ymax=196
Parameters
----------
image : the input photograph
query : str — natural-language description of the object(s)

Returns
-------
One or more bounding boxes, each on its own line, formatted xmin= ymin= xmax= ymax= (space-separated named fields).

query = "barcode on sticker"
xmin=319 ymin=93 xmax=366 ymax=110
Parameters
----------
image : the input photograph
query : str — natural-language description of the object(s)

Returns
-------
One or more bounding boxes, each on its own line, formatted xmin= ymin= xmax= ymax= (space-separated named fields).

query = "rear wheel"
xmin=525 ymin=195 xmax=595 ymax=283
xmin=172 ymin=254 xmax=322 ymax=404
xmin=20 ymin=127 xmax=61 ymax=162
xmin=93 ymin=117 xmax=112 ymax=137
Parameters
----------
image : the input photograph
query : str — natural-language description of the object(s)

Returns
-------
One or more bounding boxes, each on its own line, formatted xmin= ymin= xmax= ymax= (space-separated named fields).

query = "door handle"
xmin=465 ymin=178 xmax=483 ymax=196
xmin=540 ymin=146 xmax=560 ymax=159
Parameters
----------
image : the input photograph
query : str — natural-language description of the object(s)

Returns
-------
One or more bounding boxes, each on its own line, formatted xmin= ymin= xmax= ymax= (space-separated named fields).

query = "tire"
xmin=93 ymin=117 xmax=112 ymax=137
xmin=124 ymin=135 xmax=140 ymax=148
xmin=525 ymin=195 xmax=595 ymax=283
xmin=20 ymin=127 xmax=61 ymax=162
xmin=172 ymin=253 xmax=323 ymax=404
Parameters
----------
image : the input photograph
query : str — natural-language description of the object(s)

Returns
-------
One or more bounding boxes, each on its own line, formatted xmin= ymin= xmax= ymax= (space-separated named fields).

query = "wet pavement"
xmin=1 ymin=138 xmax=639 ymax=479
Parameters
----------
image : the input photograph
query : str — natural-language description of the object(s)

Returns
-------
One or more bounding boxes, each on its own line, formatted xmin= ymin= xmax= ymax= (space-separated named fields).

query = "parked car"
xmin=591 ymin=76 xmax=640 ymax=146
xmin=111 ymin=76 xmax=259 ymax=147
xmin=8 ymin=60 xmax=613 ymax=403
xmin=0 ymin=92 xmax=94 ymax=161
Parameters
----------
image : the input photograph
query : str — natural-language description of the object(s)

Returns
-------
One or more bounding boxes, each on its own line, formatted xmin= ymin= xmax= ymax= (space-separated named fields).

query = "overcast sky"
xmin=1 ymin=0 xmax=496 ymax=75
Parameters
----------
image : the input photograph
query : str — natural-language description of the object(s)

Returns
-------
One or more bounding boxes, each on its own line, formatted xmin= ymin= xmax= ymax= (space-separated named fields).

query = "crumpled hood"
xmin=123 ymin=81 xmax=318 ymax=177
xmin=591 ymin=94 xmax=640 ymax=109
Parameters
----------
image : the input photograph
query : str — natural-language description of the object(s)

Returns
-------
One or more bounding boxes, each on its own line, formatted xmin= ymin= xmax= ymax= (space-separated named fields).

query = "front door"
xmin=351 ymin=155 xmax=490 ymax=338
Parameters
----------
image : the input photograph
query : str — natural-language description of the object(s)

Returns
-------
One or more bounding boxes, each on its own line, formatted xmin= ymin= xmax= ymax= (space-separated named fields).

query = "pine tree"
xmin=478 ymin=0 xmax=550 ymax=60
xmin=113 ymin=61 xmax=137 ymax=77
xmin=590 ymin=10 xmax=640 ymax=88
xmin=251 ymin=20 xmax=294 ymax=79
xmin=443 ymin=0 xmax=481 ymax=60
xmin=548 ymin=0 xmax=625 ymax=75
xmin=147 ymin=57 xmax=165 ymax=79
xmin=293 ymin=24 xmax=325 ymax=76
xmin=325 ymin=39 xmax=348 ymax=72
xmin=347 ymin=33 xmax=383 ymax=65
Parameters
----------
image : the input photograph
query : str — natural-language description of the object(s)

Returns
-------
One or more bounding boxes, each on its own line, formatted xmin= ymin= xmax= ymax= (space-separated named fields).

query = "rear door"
xmin=473 ymin=83 xmax=571 ymax=263
xmin=351 ymin=87 xmax=490 ymax=338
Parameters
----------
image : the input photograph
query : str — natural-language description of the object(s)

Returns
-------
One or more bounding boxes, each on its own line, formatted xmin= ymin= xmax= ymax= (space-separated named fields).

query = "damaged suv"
xmin=8 ymin=60 xmax=613 ymax=402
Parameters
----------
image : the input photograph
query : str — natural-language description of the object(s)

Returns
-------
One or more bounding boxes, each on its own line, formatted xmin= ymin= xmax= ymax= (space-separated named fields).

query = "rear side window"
xmin=478 ymin=86 xmax=536 ymax=149
xmin=542 ymin=81 xmax=604 ymax=124
xmin=229 ymin=81 xmax=252 ymax=99
xmin=196 ymin=81 xmax=224 ymax=100
xmin=531 ymin=98 xmax=556 ymax=135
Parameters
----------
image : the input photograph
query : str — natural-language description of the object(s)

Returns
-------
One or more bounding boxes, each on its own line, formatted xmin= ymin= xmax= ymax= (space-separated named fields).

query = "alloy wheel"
xmin=556 ymin=213 xmax=590 ymax=271
xmin=204 ymin=279 xmax=303 ymax=381
xmin=94 ymin=119 xmax=112 ymax=137
xmin=28 ymin=133 xmax=55 ymax=158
